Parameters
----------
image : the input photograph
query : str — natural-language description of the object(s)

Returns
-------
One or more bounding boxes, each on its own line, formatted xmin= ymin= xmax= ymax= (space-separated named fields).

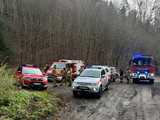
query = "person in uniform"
xmin=61 ymin=68 xmax=67 ymax=86
xmin=62 ymin=64 xmax=72 ymax=87
xmin=66 ymin=64 xmax=72 ymax=87
xmin=52 ymin=65 xmax=58 ymax=87
xmin=44 ymin=63 xmax=50 ymax=73
xmin=126 ymin=68 xmax=131 ymax=84
xmin=119 ymin=69 xmax=124 ymax=83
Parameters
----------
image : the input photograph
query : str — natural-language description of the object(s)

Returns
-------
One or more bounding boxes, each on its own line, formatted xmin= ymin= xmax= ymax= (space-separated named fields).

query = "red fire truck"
xmin=129 ymin=53 xmax=156 ymax=84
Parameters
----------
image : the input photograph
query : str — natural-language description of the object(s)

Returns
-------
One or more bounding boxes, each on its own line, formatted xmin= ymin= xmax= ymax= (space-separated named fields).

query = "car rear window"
xmin=22 ymin=67 xmax=42 ymax=75
xmin=51 ymin=63 xmax=66 ymax=69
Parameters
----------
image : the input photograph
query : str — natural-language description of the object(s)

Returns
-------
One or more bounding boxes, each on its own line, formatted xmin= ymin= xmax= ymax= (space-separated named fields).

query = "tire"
xmin=149 ymin=79 xmax=154 ymax=84
xmin=20 ymin=82 xmax=26 ymax=89
xmin=105 ymin=84 xmax=109 ymax=90
xmin=48 ymin=79 xmax=54 ymax=82
xmin=133 ymin=79 xmax=140 ymax=84
xmin=42 ymin=87 xmax=48 ymax=90
xmin=112 ymin=78 xmax=115 ymax=82
xmin=73 ymin=91 xmax=78 ymax=97
xmin=96 ymin=86 xmax=102 ymax=98
xmin=133 ymin=79 xmax=136 ymax=84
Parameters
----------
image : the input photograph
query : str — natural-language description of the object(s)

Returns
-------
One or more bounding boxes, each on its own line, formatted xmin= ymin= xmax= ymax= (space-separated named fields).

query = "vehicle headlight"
xmin=93 ymin=87 xmax=99 ymax=92
xmin=150 ymin=73 xmax=154 ymax=77
xmin=131 ymin=73 xmax=136 ymax=77
xmin=72 ymin=82 xmax=78 ymax=87
xmin=43 ymin=77 xmax=48 ymax=81
xmin=145 ymin=71 xmax=148 ymax=74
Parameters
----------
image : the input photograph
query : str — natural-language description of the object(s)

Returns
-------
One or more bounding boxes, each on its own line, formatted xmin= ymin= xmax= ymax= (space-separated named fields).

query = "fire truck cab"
xmin=129 ymin=53 xmax=156 ymax=84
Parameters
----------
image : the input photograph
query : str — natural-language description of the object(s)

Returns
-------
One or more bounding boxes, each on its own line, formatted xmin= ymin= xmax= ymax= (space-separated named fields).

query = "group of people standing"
xmin=44 ymin=63 xmax=132 ymax=87
xmin=119 ymin=68 xmax=131 ymax=84
xmin=52 ymin=65 xmax=73 ymax=87
xmin=44 ymin=64 xmax=80 ymax=87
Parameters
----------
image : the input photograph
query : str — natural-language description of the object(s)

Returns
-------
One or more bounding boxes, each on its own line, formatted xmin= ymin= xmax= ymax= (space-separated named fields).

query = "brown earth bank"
xmin=48 ymin=78 xmax=160 ymax=120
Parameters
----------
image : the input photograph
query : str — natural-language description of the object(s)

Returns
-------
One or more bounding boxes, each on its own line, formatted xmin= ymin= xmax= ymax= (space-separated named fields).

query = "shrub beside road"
xmin=0 ymin=65 xmax=58 ymax=120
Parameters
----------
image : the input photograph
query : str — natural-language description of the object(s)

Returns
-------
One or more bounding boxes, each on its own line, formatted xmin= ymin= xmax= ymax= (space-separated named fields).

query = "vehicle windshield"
xmin=80 ymin=69 xmax=100 ymax=78
xmin=22 ymin=67 xmax=42 ymax=75
xmin=51 ymin=63 xmax=66 ymax=69
xmin=132 ymin=58 xmax=152 ymax=66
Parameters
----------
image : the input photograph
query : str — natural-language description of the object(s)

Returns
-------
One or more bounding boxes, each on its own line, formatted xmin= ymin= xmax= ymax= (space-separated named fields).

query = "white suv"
xmin=72 ymin=67 xmax=109 ymax=98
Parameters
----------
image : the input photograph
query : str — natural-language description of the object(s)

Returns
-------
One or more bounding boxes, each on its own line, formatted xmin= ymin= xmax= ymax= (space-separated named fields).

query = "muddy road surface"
xmin=51 ymin=79 xmax=160 ymax=120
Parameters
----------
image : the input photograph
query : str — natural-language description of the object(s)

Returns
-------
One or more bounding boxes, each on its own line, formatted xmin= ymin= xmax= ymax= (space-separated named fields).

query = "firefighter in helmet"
xmin=62 ymin=64 xmax=72 ymax=87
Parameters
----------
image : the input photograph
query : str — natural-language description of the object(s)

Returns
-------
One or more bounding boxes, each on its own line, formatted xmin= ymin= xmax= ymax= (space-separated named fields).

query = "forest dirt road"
xmin=50 ymin=78 xmax=160 ymax=120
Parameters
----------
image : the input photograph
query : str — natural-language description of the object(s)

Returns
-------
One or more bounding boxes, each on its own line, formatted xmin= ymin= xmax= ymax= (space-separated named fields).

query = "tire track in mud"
xmin=58 ymin=83 xmax=137 ymax=120
xmin=53 ymin=79 xmax=160 ymax=120
xmin=86 ymin=84 xmax=128 ymax=120
xmin=119 ymin=80 xmax=160 ymax=120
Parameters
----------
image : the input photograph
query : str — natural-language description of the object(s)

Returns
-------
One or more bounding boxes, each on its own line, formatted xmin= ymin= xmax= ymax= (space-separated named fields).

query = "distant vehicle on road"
xmin=72 ymin=67 xmax=110 ymax=98
xmin=129 ymin=53 xmax=156 ymax=84
xmin=15 ymin=64 xmax=48 ymax=89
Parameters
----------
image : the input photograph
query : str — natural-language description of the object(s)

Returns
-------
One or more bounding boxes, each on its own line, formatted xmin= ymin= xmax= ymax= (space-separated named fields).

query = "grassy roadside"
xmin=0 ymin=65 xmax=59 ymax=120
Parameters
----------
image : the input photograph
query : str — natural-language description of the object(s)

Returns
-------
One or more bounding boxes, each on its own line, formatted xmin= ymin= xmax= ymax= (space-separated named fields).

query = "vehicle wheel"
xmin=149 ymin=79 xmax=154 ymax=84
xmin=106 ymin=84 xmax=109 ymax=90
xmin=96 ymin=86 xmax=102 ymax=98
xmin=73 ymin=91 xmax=78 ymax=97
xmin=133 ymin=79 xmax=136 ymax=84
xmin=42 ymin=87 xmax=48 ymax=90
xmin=20 ymin=83 xmax=25 ymax=89
xmin=48 ymin=79 xmax=53 ymax=82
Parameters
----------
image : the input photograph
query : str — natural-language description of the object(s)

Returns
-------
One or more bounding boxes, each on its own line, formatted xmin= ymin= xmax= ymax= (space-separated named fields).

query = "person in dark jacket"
xmin=119 ymin=69 xmax=124 ymax=83
xmin=44 ymin=63 xmax=50 ymax=73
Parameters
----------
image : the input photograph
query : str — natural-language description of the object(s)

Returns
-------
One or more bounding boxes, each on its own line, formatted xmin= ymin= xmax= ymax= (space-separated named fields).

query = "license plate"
xmin=57 ymin=77 xmax=62 ymax=80
xmin=33 ymin=83 xmax=41 ymax=85
xmin=79 ymin=86 xmax=89 ymax=90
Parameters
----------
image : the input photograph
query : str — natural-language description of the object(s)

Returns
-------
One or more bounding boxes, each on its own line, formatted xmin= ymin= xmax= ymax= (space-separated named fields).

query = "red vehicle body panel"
xmin=46 ymin=60 xmax=85 ymax=80
xmin=16 ymin=66 xmax=48 ymax=88
xmin=130 ymin=65 xmax=156 ymax=74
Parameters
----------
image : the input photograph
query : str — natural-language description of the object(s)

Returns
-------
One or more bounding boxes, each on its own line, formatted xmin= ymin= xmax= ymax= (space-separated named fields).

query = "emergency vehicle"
xmin=58 ymin=59 xmax=85 ymax=79
xmin=129 ymin=53 xmax=156 ymax=84
xmin=46 ymin=60 xmax=85 ymax=81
